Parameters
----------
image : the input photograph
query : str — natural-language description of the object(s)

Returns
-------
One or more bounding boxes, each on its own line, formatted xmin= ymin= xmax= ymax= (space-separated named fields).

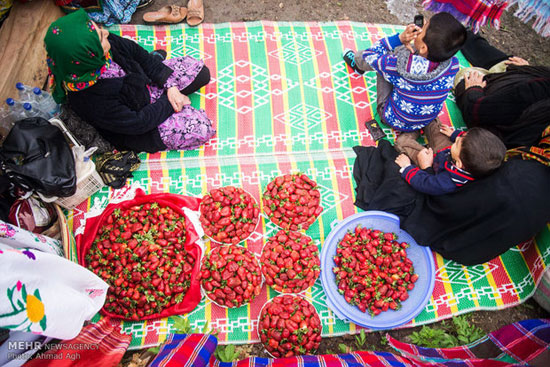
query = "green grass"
xmin=409 ymin=315 xmax=485 ymax=348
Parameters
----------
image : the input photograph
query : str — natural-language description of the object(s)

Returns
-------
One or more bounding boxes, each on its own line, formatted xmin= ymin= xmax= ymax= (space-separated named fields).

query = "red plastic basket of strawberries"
xmin=78 ymin=189 xmax=202 ymax=321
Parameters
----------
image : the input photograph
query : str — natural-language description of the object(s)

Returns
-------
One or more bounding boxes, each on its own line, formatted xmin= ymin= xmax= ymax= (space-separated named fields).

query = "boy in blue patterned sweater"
xmin=394 ymin=125 xmax=506 ymax=195
xmin=343 ymin=12 xmax=466 ymax=150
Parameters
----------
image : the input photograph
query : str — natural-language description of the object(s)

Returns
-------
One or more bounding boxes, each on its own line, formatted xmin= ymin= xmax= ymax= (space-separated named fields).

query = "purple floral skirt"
xmin=149 ymin=57 xmax=216 ymax=150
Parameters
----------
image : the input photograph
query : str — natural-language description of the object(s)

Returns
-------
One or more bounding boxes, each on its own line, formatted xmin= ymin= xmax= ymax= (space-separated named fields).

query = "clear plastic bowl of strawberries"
xmin=258 ymin=294 xmax=322 ymax=358
xmin=200 ymin=186 xmax=260 ymax=245
xmin=262 ymin=173 xmax=323 ymax=231
xmin=200 ymin=244 xmax=262 ymax=308
xmin=260 ymin=229 xmax=320 ymax=293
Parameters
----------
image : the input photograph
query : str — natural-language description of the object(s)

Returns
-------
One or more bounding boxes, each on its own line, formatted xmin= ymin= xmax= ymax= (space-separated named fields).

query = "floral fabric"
xmin=98 ymin=56 xmax=125 ymax=79
xmin=149 ymin=56 xmax=205 ymax=97
xmin=0 ymin=219 xmax=63 ymax=256
xmin=64 ymin=52 xmax=113 ymax=92
xmin=151 ymin=57 xmax=215 ymax=150
xmin=157 ymin=104 xmax=216 ymax=150
xmin=44 ymin=9 xmax=107 ymax=104
xmin=100 ymin=56 xmax=215 ymax=151
xmin=0 ymin=235 xmax=108 ymax=339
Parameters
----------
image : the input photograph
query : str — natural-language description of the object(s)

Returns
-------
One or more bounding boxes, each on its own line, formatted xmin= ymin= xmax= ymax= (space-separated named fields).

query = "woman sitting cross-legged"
xmin=453 ymin=31 xmax=550 ymax=149
xmin=44 ymin=9 xmax=215 ymax=153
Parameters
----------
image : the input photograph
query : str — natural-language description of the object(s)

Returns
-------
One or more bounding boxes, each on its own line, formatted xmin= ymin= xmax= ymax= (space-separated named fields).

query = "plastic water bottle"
xmin=32 ymin=87 xmax=60 ymax=118
xmin=22 ymin=103 xmax=33 ymax=118
xmin=5 ymin=98 xmax=26 ymax=123
xmin=0 ymin=107 xmax=9 ymax=123
xmin=15 ymin=82 xmax=35 ymax=103
xmin=0 ymin=107 xmax=13 ymax=142
xmin=22 ymin=103 xmax=48 ymax=119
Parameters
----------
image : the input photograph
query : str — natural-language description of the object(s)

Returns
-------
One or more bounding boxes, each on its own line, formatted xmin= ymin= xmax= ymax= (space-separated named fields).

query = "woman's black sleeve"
xmin=92 ymin=94 xmax=174 ymax=135
xmin=110 ymin=34 xmax=173 ymax=86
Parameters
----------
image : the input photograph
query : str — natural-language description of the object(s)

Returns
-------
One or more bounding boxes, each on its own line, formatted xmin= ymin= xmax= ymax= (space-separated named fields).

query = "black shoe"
xmin=150 ymin=49 xmax=167 ymax=61
xmin=137 ymin=0 xmax=154 ymax=9
xmin=343 ymin=48 xmax=364 ymax=75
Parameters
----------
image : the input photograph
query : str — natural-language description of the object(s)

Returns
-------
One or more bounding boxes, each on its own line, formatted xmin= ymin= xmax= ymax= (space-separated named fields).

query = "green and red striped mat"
xmin=66 ymin=21 xmax=550 ymax=349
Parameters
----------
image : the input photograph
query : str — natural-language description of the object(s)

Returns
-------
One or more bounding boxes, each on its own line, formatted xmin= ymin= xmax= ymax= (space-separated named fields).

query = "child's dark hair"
xmin=424 ymin=12 xmax=467 ymax=62
xmin=459 ymin=128 xmax=506 ymax=178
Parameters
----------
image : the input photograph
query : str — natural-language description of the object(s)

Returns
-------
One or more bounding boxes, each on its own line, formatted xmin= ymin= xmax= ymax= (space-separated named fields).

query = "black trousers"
xmin=181 ymin=65 xmax=211 ymax=95
xmin=461 ymin=30 xmax=509 ymax=70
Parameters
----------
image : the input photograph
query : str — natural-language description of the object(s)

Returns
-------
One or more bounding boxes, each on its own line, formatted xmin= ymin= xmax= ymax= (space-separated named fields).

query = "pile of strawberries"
xmin=260 ymin=230 xmax=320 ymax=293
xmin=258 ymin=295 xmax=322 ymax=358
xmin=200 ymin=186 xmax=260 ymax=244
xmin=86 ymin=203 xmax=193 ymax=320
xmin=262 ymin=174 xmax=322 ymax=231
xmin=200 ymin=244 xmax=262 ymax=308
xmin=332 ymin=225 xmax=418 ymax=316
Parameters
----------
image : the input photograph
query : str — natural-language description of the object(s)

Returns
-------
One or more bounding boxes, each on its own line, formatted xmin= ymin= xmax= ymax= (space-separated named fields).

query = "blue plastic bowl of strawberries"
xmin=320 ymin=210 xmax=435 ymax=330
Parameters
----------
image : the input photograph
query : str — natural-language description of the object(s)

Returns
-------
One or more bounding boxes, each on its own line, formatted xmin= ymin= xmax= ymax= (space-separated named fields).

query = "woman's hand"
xmin=417 ymin=148 xmax=434 ymax=170
xmin=167 ymin=87 xmax=190 ymax=112
xmin=464 ymin=71 xmax=486 ymax=89
xmin=505 ymin=56 xmax=529 ymax=66
xmin=399 ymin=24 xmax=421 ymax=53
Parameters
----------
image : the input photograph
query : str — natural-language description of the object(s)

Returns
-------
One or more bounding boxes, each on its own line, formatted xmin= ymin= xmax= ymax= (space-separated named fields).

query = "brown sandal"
xmin=143 ymin=5 xmax=188 ymax=24
xmin=186 ymin=0 xmax=204 ymax=27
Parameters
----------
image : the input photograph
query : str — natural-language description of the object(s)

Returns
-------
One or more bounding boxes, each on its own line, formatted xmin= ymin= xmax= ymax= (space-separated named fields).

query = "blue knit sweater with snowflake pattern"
xmin=361 ymin=34 xmax=460 ymax=132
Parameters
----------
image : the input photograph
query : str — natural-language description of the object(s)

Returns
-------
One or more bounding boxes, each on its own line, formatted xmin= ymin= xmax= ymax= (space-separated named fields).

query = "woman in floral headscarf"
xmin=44 ymin=9 xmax=215 ymax=153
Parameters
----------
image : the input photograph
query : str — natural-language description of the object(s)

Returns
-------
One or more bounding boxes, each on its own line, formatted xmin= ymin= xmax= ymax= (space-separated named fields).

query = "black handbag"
xmin=0 ymin=117 xmax=77 ymax=197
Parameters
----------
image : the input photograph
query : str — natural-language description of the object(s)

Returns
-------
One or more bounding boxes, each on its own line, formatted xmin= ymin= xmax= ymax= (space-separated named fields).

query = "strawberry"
xmin=258 ymin=295 xmax=321 ymax=358
xmin=262 ymin=173 xmax=323 ymax=231
xmin=200 ymin=244 xmax=262 ymax=308
xmin=87 ymin=202 xmax=194 ymax=320
xmin=260 ymin=230 xmax=320 ymax=293
xmin=200 ymin=186 xmax=260 ymax=244
xmin=332 ymin=225 xmax=417 ymax=316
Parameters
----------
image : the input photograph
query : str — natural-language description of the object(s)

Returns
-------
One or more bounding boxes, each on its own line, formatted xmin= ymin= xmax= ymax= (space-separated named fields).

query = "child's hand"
xmin=504 ymin=56 xmax=529 ymax=66
xmin=399 ymin=24 xmax=421 ymax=54
xmin=440 ymin=124 xmax=454 ymax=137
xmin=395 ymin=154 xmax=412 ymax=168
xmin=417 ymin=148 xmax=433 ymax=169
xmin=464 ymin=71 xmax=486 ymax=89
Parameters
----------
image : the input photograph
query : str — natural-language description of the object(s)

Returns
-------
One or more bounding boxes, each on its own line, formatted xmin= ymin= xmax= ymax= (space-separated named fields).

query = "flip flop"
xmin=187 ymin=0 xmax=204 ymax=27
xmin=143 ymin=5 xmax=187 ymax=24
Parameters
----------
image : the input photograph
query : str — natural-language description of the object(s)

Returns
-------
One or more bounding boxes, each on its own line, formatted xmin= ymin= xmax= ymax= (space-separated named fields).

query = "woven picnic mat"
xmin=65 ymin=21 xmax=550 ymax=349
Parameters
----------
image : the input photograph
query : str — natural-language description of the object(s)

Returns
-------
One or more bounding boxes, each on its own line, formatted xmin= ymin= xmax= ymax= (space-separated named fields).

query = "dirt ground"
xmin=134 ymin=0 xmax=550 ymax=65
xmin=124 ymin=0 xmax=550 ymax=364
